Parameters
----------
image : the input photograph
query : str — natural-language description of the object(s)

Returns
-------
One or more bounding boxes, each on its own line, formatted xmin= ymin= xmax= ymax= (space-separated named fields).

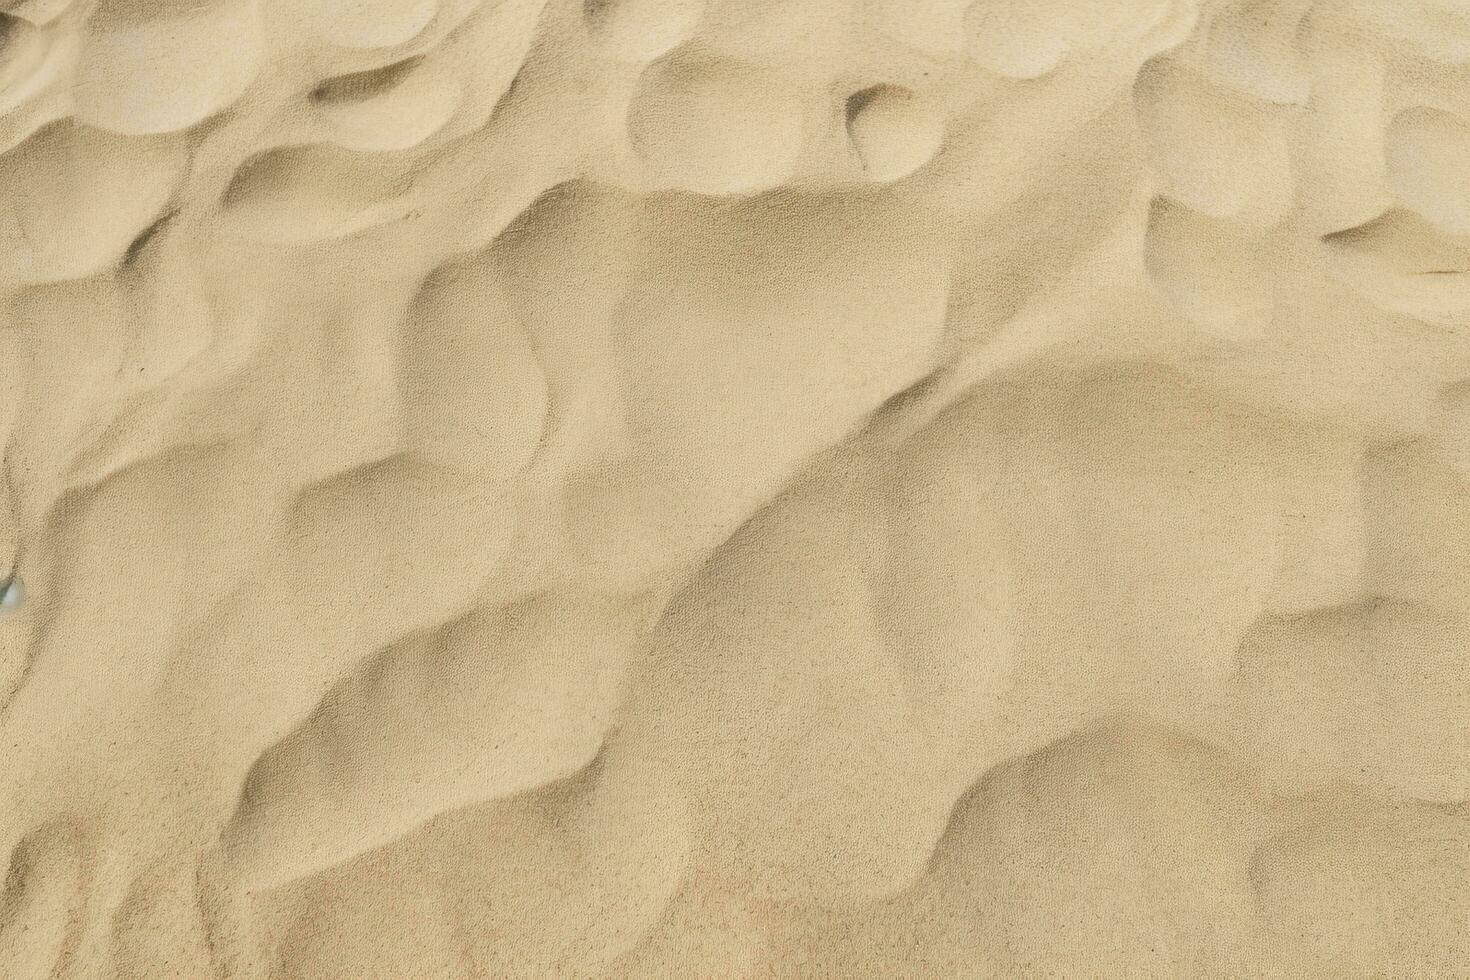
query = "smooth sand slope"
xmin=2 ymin=0 xmax=1469 ymax=975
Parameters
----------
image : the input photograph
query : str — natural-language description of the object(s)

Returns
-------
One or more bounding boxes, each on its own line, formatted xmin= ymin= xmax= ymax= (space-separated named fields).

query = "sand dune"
xmin=2 ymin=0 xmax=1469 ymax=975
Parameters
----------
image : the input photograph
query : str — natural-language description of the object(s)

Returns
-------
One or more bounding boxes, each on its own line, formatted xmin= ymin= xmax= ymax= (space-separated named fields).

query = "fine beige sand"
xmin=3 ymin=0 xmax=1470 ymax=975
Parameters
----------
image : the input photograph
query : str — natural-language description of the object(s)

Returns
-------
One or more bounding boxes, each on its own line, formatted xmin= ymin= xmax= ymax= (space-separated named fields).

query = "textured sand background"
xmin=2 ymin=0 xmax=1469 ymax=975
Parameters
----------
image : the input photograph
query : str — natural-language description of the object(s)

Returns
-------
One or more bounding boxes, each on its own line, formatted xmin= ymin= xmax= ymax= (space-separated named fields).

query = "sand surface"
xmin=2 ymin=0 xmax=1469 ymax=975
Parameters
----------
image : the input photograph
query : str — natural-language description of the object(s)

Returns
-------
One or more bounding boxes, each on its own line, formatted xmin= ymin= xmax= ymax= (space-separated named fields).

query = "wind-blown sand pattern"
xmin=1 ymin=0 xmax=1469 ymax=975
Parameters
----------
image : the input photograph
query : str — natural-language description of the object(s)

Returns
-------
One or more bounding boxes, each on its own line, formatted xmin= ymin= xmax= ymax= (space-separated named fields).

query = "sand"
xmin=0 ymin=0 xmax=1467 ymax=975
